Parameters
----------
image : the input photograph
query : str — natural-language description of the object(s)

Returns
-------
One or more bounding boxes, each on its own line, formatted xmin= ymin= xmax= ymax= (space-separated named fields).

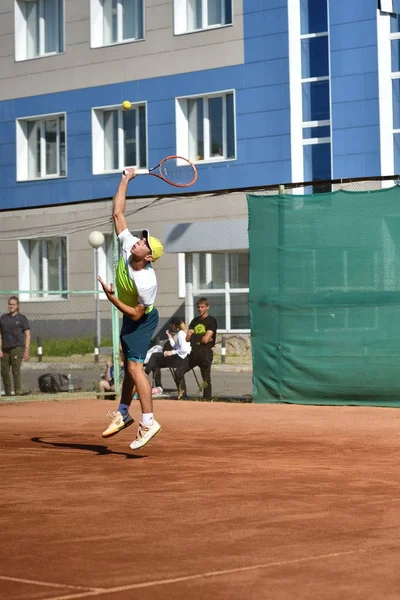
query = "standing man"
xmin=0 ymin=296 xmax=31 ymax=397
xmin=98 ymin=168 xmax=164 ymax=450
xmin=175 ymin=298 xmax=217 ymax=400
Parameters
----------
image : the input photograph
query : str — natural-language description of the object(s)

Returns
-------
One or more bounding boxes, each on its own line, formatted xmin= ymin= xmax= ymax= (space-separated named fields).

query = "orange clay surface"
xmin=1 ymin=398 xmax=400 ymax=600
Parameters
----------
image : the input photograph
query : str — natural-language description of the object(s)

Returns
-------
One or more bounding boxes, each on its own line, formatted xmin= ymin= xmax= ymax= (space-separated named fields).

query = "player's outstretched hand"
xmin=98 ymin=276 xmax=115 ymax=298
xmin=122 ymin=167 xmax=136 ymax=181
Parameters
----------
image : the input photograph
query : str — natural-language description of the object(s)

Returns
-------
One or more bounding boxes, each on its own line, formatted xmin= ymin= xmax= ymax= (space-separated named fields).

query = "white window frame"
xmin=182 ymin=251 xmax=249 ymax=333
xmin=174 ymin=0 xmax=233 ymax=35
xmin=16 ymin=112 xmax=67 ymax=182
xmin=90 ymin=0 xmax=145 ymax=48
xmin=176 ymin=90 xmax=236 ymax=163
xmin=18 ymin=236 xmax=68 ymax=301
xmin=91 ymin=102 xmax=148 ymax=175
xmin=14 ymin=0 xmax=64 ymax=61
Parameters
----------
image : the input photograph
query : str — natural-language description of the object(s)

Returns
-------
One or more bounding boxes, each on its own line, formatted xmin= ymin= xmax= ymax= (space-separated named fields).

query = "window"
xmin=90 ymin=0 xmax=144 ymax=48
xmin=92 ymin=103 xmax=147 ymax=174
xmin=184 ymin=252 xmax=249 ymax=331
xmin=176 ymin=92 xmax=235 ymax=162
xmin=18 ymin=237 xmax=68 ymax=300
xmin=174 ymin=0 xmax=232 ymax=34
xmin=16 ymin=114 xmax=66 ymax=181
xmin=300 ymin=0 xmax=331 ymax=184
xmin=15 ymin=0 xmax=64 ymax=61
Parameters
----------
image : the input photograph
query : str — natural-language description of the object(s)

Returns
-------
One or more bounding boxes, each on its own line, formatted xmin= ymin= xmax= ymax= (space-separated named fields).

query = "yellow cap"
xmin=142 ymin=229 xmax=163 ymax=262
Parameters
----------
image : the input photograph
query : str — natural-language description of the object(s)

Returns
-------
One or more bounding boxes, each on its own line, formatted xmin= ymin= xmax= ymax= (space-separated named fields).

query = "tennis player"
xmin=98 ymin=167 xmax=164 ymax=450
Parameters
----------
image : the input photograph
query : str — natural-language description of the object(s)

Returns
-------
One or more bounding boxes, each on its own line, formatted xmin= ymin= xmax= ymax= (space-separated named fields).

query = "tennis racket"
xmin=123 ymin=155 xmax=197 ymax=188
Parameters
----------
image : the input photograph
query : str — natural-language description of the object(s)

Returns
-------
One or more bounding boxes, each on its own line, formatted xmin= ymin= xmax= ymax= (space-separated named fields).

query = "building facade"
xmin=0 ymin=0 xmax=397 ymax=338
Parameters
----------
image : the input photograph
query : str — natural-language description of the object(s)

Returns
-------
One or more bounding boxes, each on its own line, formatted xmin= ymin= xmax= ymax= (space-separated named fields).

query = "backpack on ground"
xmin=38 ymin=373 xmax=70 ymax=393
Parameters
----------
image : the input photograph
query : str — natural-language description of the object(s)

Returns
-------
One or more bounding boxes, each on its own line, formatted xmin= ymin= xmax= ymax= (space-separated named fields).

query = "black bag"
xmin=38 ymin=373 xmax=69 ymax=393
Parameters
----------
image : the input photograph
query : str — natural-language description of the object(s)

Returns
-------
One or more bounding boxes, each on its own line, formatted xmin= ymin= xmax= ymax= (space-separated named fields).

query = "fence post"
xmin=221 ymin=335 xmax=226 ymax=364
xmin=94 ymin=335 xmax=99 ymax=363
xmin=37 ymin=336 xmax=42 ymax=362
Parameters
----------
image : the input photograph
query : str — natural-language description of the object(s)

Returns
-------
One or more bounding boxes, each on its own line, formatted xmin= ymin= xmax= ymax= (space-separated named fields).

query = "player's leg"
xmin=102 ymin=366 xmax=135 ymax=437
xmin=126 ymin=310 xmax=162 ymax=450
xmin=144 ymin=352 xmax=164 ymax=393
xmin=99 ymin=379 xmax=112 ymax=393
xmin=174 ymin=355 xmax=191 ymax=399
xmin=1 ymin=349 xmax=12 ymax=396
xmin=10 ymin=347 xmax=24 ymax=395
xmin=198 ymin=350 xmax=213 ymax=400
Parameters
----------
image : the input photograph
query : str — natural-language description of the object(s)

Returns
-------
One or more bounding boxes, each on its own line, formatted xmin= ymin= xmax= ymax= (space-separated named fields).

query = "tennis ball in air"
xmin=88 ymin=231 xmax=105 ymax=248
xmin=122 ymin=100 xmax=132 ymax=110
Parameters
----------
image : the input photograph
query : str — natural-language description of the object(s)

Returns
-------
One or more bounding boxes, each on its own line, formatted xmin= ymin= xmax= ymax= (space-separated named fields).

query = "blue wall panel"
xmin=329 ymin=0 xmax=377 ymax=25
xmin=329 ymin=1 xmax=381 ymax=180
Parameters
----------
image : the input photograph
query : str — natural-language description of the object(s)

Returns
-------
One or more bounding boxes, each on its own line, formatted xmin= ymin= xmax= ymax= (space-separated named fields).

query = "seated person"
xmin=99 ymin=353 xmax=124 ymax=398
xmin=145 ymin=318 xmax=191 ymax=395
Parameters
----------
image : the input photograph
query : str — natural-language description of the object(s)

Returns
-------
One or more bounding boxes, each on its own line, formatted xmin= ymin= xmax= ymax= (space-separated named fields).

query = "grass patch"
xmin=30 ymin=337 xmax=113 ymax=357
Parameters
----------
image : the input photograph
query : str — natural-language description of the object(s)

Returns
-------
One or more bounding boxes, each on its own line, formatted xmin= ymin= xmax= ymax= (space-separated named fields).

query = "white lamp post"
xmin=88 ymin=231 xmax=105 ymax=355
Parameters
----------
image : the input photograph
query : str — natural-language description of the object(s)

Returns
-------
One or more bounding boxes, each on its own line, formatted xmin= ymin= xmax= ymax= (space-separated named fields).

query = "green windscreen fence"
xmin=248 ymin=186 xmax=400 ymax=406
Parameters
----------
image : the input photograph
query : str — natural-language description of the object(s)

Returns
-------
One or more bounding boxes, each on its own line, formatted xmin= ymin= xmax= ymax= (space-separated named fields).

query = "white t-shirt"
xmin=169 ymin=330 xmax=191 ymax=359
xmin=117 ymin=229 xmax=157 ymax=307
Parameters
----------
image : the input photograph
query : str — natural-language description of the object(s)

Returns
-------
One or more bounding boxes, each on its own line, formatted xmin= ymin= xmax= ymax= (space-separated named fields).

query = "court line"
xmin=0 ymin=574 xmax=104 ymax=592
xmin=40 ymin=548 xmax=367 ymax=600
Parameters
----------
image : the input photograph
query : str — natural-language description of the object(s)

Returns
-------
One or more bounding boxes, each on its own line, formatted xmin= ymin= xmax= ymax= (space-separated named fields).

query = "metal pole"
xmin=37 ymin=336 xmax=42 ymax=362
xmin=221 ymin=335 xmax=226 ymax=364
xmin=112 ymin=230 xmax=121 ymax=396
xmin=95 ymin=247 xmax=101 ymax=349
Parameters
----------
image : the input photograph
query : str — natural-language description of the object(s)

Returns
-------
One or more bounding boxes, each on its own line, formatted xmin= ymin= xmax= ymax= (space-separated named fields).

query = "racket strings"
xmin=159 ymin=157 xmax=197 ymax=187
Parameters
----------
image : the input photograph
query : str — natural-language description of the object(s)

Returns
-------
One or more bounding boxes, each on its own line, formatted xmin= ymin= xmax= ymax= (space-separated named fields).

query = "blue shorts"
xmin=120 ymin=308 xmax=159 ymax=363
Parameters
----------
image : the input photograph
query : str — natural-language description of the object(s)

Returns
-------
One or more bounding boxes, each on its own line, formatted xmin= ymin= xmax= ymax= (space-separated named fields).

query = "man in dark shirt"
xmin=175 ymin=297 xmax=217 ymax=400
xmin=0 ymin=296 xmax=31 ymax=397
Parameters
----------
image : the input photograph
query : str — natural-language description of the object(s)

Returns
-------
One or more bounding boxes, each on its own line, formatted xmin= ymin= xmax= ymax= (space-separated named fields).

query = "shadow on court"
xmin=31 ymin=436 xmax=145 ymax=459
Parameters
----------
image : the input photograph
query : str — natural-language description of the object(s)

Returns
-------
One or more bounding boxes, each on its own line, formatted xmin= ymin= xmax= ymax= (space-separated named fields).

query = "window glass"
xmin=231 ymin=293 xmax=249 ymax=329
xmin=390 ymin=13 xmax=400 ymax=33
xmin=45 ymin=119 xmax=58 ymax=175
xmin=394 ymin=132 xmax=400 ymax=172
xmin=393 ymin=79 xmax=400 ymax=129
xmin=391 ymin=39 xmax=400 ymax=73
xmin=208 ymin=96 xmax=224 ymax=158
xmin=301 ymin=36 xmax=329 ymax=79
xmin=104 ymin=110 xmax=119 ymax=171
xmin=44 ymin=0 xmax=57 ymax=53
xmin=188 ymin=98 xmax=204 ymax=161
xmin=208 ymin=0 xmax=222 ymax=26
xmin=123 ymin=0 xmax=143 ymax=40
xmin=302 ymin=80 xmax=330 ymax=121
xmin=226 ymin=92 xmax=235 ymax=158
xmin=303 ymin=142 xmax=331 ymax=182
xmin=139 ymin=105 xmax=147 ymax=168
xmin=123 ymin=108 xmax=137 ymax=167
xmin=300 ymin=0 xmax=328 ymax=34
xmin=229 ymin=253 xmax=249 ymax=288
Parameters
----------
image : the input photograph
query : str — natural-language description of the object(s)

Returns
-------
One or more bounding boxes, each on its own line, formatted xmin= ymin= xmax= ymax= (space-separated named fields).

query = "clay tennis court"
xmin=1 ymin=398 xmax=400 ymax=600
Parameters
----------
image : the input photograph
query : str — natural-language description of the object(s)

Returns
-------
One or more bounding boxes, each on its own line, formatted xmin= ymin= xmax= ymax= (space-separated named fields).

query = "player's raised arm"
xmin=113 ymin=168 xmax=136 ymax=236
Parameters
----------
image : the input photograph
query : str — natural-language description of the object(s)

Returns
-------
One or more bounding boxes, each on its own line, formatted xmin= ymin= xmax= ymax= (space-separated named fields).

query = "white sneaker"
xmin=130 ymin=420 xmax=162 ymax=450
xmin=152 ymin=386 xmax=163 ymax=395
xmin=102 ymin=411 xmax=134 ymax=438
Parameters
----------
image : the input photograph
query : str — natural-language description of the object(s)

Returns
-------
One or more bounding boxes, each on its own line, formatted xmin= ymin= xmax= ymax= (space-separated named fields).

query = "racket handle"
xmin=122 ymin=169 xmax=127 ymax=176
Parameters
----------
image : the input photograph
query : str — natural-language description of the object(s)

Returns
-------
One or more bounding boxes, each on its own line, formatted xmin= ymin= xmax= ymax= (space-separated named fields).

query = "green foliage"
xmin=30 ymin=337 xmax=113 ymax=357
